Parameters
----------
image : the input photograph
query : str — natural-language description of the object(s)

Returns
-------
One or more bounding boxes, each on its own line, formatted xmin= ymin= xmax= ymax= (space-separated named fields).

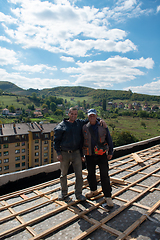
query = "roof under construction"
xmin=0 ymin=143 xmax=160 ymax=240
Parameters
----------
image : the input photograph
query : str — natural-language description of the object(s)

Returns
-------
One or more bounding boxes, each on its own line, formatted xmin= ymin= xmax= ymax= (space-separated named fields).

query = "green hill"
xmin=0 ymin=81 xmax=160 ymax=104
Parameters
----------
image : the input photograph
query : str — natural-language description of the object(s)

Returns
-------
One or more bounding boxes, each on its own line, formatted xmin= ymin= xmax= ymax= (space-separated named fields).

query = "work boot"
xmin=85 ymin=190 xmax=98 ymax=199
xmin=58 ymin=192 xmax=68 ymax=201
xmin=105 ymin=197 xmax=114 ymax=207
xmin=76 ymin=194 xmax=86 ymax=201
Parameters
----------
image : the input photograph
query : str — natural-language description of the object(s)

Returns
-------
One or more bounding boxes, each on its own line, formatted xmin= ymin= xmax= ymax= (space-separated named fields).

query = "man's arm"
xmin=105 ymin=127 xmax=114 ymax=160
xmin=53 ymin=126 xmax=64 ymax=161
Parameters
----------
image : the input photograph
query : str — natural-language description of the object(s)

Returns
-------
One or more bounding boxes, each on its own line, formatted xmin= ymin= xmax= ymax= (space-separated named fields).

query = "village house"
xmin=2 ymin=108 xmax=9 ymax=115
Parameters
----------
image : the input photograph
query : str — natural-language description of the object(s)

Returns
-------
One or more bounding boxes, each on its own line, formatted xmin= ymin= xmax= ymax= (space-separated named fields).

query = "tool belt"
xmin=94 ymin=142 xmax=109 ymax=155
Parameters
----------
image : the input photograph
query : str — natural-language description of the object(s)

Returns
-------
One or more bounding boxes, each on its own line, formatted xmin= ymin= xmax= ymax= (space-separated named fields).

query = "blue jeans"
xmin=60 ymin=150 xmax=83 ymax=197
xmin=85 ymin=154 xmax=112 ymax=197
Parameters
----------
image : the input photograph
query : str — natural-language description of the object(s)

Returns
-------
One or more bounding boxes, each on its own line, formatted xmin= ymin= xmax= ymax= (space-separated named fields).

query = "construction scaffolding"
xmin=0 ymin=144 xmax=160 ymax=239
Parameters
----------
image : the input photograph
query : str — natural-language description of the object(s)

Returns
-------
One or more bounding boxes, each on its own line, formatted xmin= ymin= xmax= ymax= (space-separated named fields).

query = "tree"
xmin=141 ymin=121 xmax=146 ymax=128
xmin=28 ymin=104 xmax=35 ymax=110
xmin=83 ymin=100 xmax=86 ymax=109
xmin=8 ymin=105 xmax=15 ymax=113
xmin=45 ymin=100 xmax=50 ymax=109
xmin=112 ymin=130 xmax=138 ymax=147
xmin=102 ymin=99 xmax=106 ymax=111
xmin=54 ymin=109 xmax=63 ymax=116
xmin=78 ymin=110 xmax=85 ymax=119
xmin=50 ymin=102 xmax=57 ymax=112
xmin=32 ymin=92 xmax=37 ymax=100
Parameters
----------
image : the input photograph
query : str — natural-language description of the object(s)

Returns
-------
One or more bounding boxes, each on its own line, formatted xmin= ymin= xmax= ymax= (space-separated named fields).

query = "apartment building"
xmin=0 ymin=122 xmax=57 ymax=174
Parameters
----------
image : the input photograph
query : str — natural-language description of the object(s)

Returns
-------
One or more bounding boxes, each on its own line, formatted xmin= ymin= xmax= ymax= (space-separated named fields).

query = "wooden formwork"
xmin=0 ymin=144 xmax=160 ymax=239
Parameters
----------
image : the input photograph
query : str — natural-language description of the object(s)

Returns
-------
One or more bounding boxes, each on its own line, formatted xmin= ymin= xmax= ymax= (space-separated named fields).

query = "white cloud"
xmin=157 ymin=5 xmax=160 ymax=13
xmin=0 ymin=67 xmax=70 ymax=89
xmin=0 ymin=47 xmax=19 ymax=65
xmin=0 ymin=12 xmax=17 ymax=24
xmin=2 ymin=0 xmax=147 ymax=57
xmin=60 ymin=56 xmax=75 ymax=62
xmin=0 ymin=36 xmax=12 ymax=43
xmin=13 ymin=64 xmax=57 ymax=73
xmin=124 ymin=78 xmax=160 ymax=96
xmin=61 ymin=56 xmax=154 ymax=87
xmin=107 ymin=0 xmax=153 ymax=22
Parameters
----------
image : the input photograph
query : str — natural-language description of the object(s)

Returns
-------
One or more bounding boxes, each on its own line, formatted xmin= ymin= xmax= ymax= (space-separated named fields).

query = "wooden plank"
xmin=3 ymin=200 xmax=37 ymax=237
xmin=115 ymin=199 xmax=160 ymax=240
xmin=132 ymin=153 xmax=143 ymax=163
xmin=100 ymin=178 xmax=160 ymax=225
xmin=20 ymin=194 xmax=29 ymax=200
xmin=29 ymin=201 xmax=105 ymax=240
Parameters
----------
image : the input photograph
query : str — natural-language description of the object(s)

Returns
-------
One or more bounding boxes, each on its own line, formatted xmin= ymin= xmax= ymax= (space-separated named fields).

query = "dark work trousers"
xmin=85 ymin=154 xmax=112 ymax=197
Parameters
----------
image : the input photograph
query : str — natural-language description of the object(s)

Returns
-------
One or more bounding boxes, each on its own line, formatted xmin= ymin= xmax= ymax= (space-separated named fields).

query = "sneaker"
xmin=58 ymin=192 xmax=68 ymax=201
xmin=105 ymin=197 xmax=114 ymax=207
xmin=85 ymin=190 xmax=98 ymax=199
xmin=76 ymin=194 xmax=86 ymax=201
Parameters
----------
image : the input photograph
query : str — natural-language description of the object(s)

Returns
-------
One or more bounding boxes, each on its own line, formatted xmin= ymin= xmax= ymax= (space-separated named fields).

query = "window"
xmin=44 ymin=152 xmax=48 ymax=157
xmin=22 ymin=135 xmax=25 ymax=139
xmin=15 ymin=142 xmax=20 ymax=147
xmin=44 ymin=146 xmax=48 ymax=151
xmin=35 ymin=145 xmax=39 ymax=150
xmin=15 ymin=135 xmax=20 ymax=140
xmin=0 ymin=152 xmax=1 ymax=156
xmin=15 ymin=149 xmax=20 ymax=154
xmin=35 ymin=152 xmax=39 ymax=156
xmin=35 ymin=158 xmax=39 ymax=163
xmin=0 ymin=145 xmax=1 ymax=149
xmin=4 ymin=137 xmax=8 ymax=141
xmin=22 ymin=162 xmax=25 ymax=167
xmin=15 ymin=156 xmax=20 ymax=161
xmin=0 ymin=160 xmax=1 ymax=164
xmin=44 ymin=140 xmax=48 ymax=144
xmin=22 ymin=149 xmax=25 ymax=153
xmin=44 ymin=158 xmax=48 ymax=162
xmin=4 ymin=151 xmax=9 ymax=156
xmin=35 ymin=139 xmax=39 ymax=143
xmin=15 ymin=163 xmax=20 ymax=168
xmin=3 ymin=144 xmax=8 ymax=149
xmin=22 ymin=155 xmax=25 ymax=160
xmin=22 ymin=142 xmax=25 ymax=146
xmin=45 ymin=134 xmax=48 ymax=139
xmin=4 ymin=158 xmax=9 ymax=163
xmin=0 ymin=167 xmax=2 ymax=171
xmin=35 ymin=133 xmax=39 ymax=138
xmin=4 ymin=165 xmax=9 ymax=170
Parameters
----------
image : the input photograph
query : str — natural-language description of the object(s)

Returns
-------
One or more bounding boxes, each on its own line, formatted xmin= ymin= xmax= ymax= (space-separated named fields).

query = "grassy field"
xmin=0 ymin=95 xmax=32 ymax=110
xmin=58 ymin=95 xmax=93 ymax=104
xmin=106 ymin=116 xmax=160 ymax=141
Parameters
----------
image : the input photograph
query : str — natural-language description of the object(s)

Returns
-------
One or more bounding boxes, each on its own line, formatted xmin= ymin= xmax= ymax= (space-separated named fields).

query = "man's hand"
xmin=100 ymin=119 xmax=107 ymax=128
xmin=81 ymin=156 xmax=86 ymax=162
xmin=107 ymin=155 xmax=112 ymax=160
xmin=57 ymin=155 xmax=63 ymax=162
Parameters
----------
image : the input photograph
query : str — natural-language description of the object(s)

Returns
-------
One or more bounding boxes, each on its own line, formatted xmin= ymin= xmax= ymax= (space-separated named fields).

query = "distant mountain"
xmin=0 ymin=81 xmax=25 ymax=94
xmin=0 ymin=81 xmax=160 ymax=103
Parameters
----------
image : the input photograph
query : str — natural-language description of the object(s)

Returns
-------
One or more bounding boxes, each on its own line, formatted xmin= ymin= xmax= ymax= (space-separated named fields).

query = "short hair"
xmin=69 ymin=107 xmax=78 ymax=113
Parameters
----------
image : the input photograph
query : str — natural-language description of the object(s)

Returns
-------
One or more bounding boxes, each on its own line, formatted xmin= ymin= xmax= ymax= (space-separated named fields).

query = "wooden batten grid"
xmin=0 ymin=144 xmax=160 ymax=239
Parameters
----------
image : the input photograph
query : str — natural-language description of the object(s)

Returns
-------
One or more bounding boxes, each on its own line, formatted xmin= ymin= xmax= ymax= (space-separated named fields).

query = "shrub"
xmin=112 ymin=130 xmax=138 ymax=147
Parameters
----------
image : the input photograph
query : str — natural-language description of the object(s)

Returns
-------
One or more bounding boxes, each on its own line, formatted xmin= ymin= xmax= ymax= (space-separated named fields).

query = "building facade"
xmin=0 ymin=122 xmax=57 ymax=174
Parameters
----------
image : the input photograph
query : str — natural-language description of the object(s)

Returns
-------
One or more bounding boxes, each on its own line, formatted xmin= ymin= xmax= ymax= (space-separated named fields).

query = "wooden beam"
xmin=132 ymin=153 xmax=143 ymax=163
xmin=115 ymin=199 xmax=160 ymax=240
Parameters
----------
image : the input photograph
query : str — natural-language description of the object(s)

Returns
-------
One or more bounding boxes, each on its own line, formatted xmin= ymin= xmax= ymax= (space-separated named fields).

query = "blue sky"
xmin=0 ymin=0 xmax=160 ymax=95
